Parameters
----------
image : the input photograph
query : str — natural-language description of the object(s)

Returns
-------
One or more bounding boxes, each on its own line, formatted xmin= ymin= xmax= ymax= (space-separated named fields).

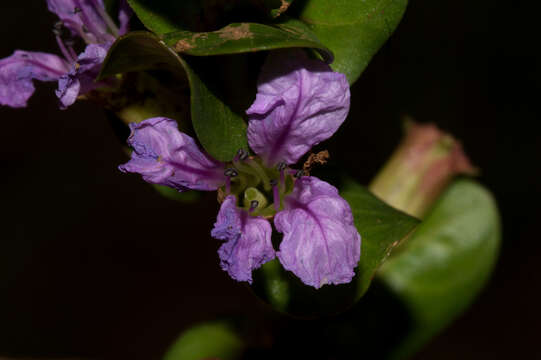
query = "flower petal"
xmin=47 ymin=0 xmax=113 ymax=43
xmin=212 ymin=195 xmax=275 ymax=283
xmin=119 ymin=117 xmax=227 ymax=191
xmin=274 ymin=176 xmax=361 ymax=288
xmin=246 ymin=49 xmax=350 ymax=166
xmin=0 ymin=51 xmax=69 ymax=108
xmin=55 ymin=42 xmax=111 ymax=109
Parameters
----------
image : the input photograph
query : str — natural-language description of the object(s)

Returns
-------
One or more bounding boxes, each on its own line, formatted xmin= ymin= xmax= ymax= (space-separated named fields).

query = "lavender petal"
xmin=55 ymin=42 xmax=111 ymax=109
xmin=275 ymin=176 xmax=361 ymax=288
xmin=212 ymin=195 xmax=275 ymax=283
xmin=119 ymin=117 xmax=227 ymax=191
xmin=246 ymin=49 xmax=350 ymax=166
xmin=0 ymin=51 xmax=69 ymax=108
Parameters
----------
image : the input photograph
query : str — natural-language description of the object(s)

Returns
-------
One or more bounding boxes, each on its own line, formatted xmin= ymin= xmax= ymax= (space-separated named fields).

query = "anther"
xmin=250 ymin=200 xmax=259 ymax=210
xmin=224 ymin=168 xmax=238 ymax=177
xmin=294 ymin=170 xmax=304 ymax=178
xmin=277 ymin=162 xmax=287 ymax=171
xmin=52 ymin=21 xmax=63 ymax=36
xmin=236 ymin=148 xmax=249 ymax=161
xmin=270 ymin=179 xmax=278 ymax=186
xmin=73 ymin=7 xmax=82 ymax=14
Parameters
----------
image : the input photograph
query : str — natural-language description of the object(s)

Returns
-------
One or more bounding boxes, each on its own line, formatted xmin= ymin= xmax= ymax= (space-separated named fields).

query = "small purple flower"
xmin=119 ymin=49 xmax=361 ymax=288
xmin=0 ymin=0 xmax=132 ymax=108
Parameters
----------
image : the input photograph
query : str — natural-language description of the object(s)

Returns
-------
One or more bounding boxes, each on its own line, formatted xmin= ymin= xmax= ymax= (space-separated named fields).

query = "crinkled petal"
xmin=117 ymin=0 xmax=133 ymax=35
xmin=274 ymin=176 xmax=361 ymax=288
xmin=0 ymin=51 xmax=69 ymax=108
xmin=119 ymin=117 xmax=227 ymax=191
xmin=55 ymin=42 xmax=110 ymax=109
xmin=246 ymin=49 xmax=350 ymax=166
xmin=47 ymin=0 xmax=113 ymax=43
xmin=212 ymin=195 xmax=275 ymax=283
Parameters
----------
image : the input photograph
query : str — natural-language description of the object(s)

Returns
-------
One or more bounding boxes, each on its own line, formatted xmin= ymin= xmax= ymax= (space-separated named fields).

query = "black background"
xmin=0 ymin=0 xmax=539 ymax=359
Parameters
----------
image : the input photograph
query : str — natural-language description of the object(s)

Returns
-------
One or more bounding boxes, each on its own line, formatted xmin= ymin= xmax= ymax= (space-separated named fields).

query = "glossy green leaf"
xmin=99 ymin=32 xmax=248 ymax=161
xmin=163 ymin=320 xmax=244 ymax=360
xmin=162 ymin=20 xmax=332 ymax=63
xmin=126 ymin=0 xmax=193 ymax=34
xmin=252 ymin=179 xmax=419 ymax=317
xmin=293 ymin=0 xmax=408 ymax=84
xmin=127 ymin=0 xmax=294 ymax=34
xmin=378 ymin=179 xmax=501 ymax=359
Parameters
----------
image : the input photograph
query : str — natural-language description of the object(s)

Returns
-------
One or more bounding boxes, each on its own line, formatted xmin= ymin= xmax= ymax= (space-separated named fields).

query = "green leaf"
xmin=162 ymin=20 xmax=332 ymax=63
xmin=378 ymin=179 xmax=501 ymax=359
xmin=127 ymin=0 xmax=296 ymax=34
xmin=163 ymin=320 xmax=244 ymax=360
xmin=99 ymin=31 xmax=248 ymax=161
xmin=252 ymin=179 xmax=419 ymax=317
xmin=293 ymin=0 xmax=408 ymax=84
xmin=126 ymin=0 xmax=195 ymax=34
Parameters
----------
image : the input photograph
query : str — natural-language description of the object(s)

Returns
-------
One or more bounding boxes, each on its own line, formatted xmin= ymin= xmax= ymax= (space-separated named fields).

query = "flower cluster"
xmin=0 ymin=0 xmax=131 ymax=109
xmin=119 ymin=50 xmax=361 ymax=289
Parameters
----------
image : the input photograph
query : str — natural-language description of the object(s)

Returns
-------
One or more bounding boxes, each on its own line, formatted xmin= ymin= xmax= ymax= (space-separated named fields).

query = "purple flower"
xmin=119 ymin=50 xmax=360 ymax=288
xmin=0 ymin=0 xmax=132 ymax=108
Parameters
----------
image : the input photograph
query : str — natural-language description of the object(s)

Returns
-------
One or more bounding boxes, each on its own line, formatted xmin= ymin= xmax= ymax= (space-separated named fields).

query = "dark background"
xmin=0 ymin=0 xmax=539 ymax=359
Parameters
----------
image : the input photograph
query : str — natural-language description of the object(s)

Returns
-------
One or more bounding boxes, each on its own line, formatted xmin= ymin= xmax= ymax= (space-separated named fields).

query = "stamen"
xmin=61 ymin=19 xmax=93 ymax=43
xmin=89 ymin=0 xmax=120 ymax=37
xmin=235 ymin=149 xmax=249 ymax=162
xmin=225 ymin=177 xmax=231 ymax=194
xmin=272 ymin=183 xmax=280 ymax=211
xmin=53 ymin=22 xmax=77 ymax=63
xmin=294 ymin=170 xmax=304 ymax=178
xmin=277 ymin=162 xmax=287 ymax=171
xmin=249 ymin=200 xmax=259 ymax=213
xmin=64 ymin=40 xmax=79 ymax=61
xmin=74 ymin=0 xmax=103 ymax=39
xmin=56 ymin=35 xmax=77 ymax=63
xmin=224 ymin=168 xmax=238 ymax=177
xmin=73 ymin=7 xmax=82 ymax=14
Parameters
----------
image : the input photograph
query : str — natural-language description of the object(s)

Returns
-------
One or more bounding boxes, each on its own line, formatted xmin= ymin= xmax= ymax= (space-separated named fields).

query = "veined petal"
xmin=0 ymin=51 xmax=69 ymax=108
xmin=275 ymin=176 xmax=361 ymax=289
xmin=47 ymin=0 xmax=113 ymax=43
xmin=212 ymin=195 xmax=275 ymax=283
xmin=119 ymin=117 xmax=227 ymax=191
xmin=246 ymin=49 xmax=350 ymax=166
xmin=56 ymin=42 xmax=110 ymax=109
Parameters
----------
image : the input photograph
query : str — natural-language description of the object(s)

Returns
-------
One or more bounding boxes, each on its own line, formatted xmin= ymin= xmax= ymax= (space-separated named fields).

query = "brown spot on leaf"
xmin=218 ymin=23 xmax=253 ymax=40
xmin=174 ymin=39 xmax=194 ymax=52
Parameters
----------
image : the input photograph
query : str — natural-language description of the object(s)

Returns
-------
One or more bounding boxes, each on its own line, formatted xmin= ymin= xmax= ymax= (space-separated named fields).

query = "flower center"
xmin=221 ymin=152 xmax=296 ymax=218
